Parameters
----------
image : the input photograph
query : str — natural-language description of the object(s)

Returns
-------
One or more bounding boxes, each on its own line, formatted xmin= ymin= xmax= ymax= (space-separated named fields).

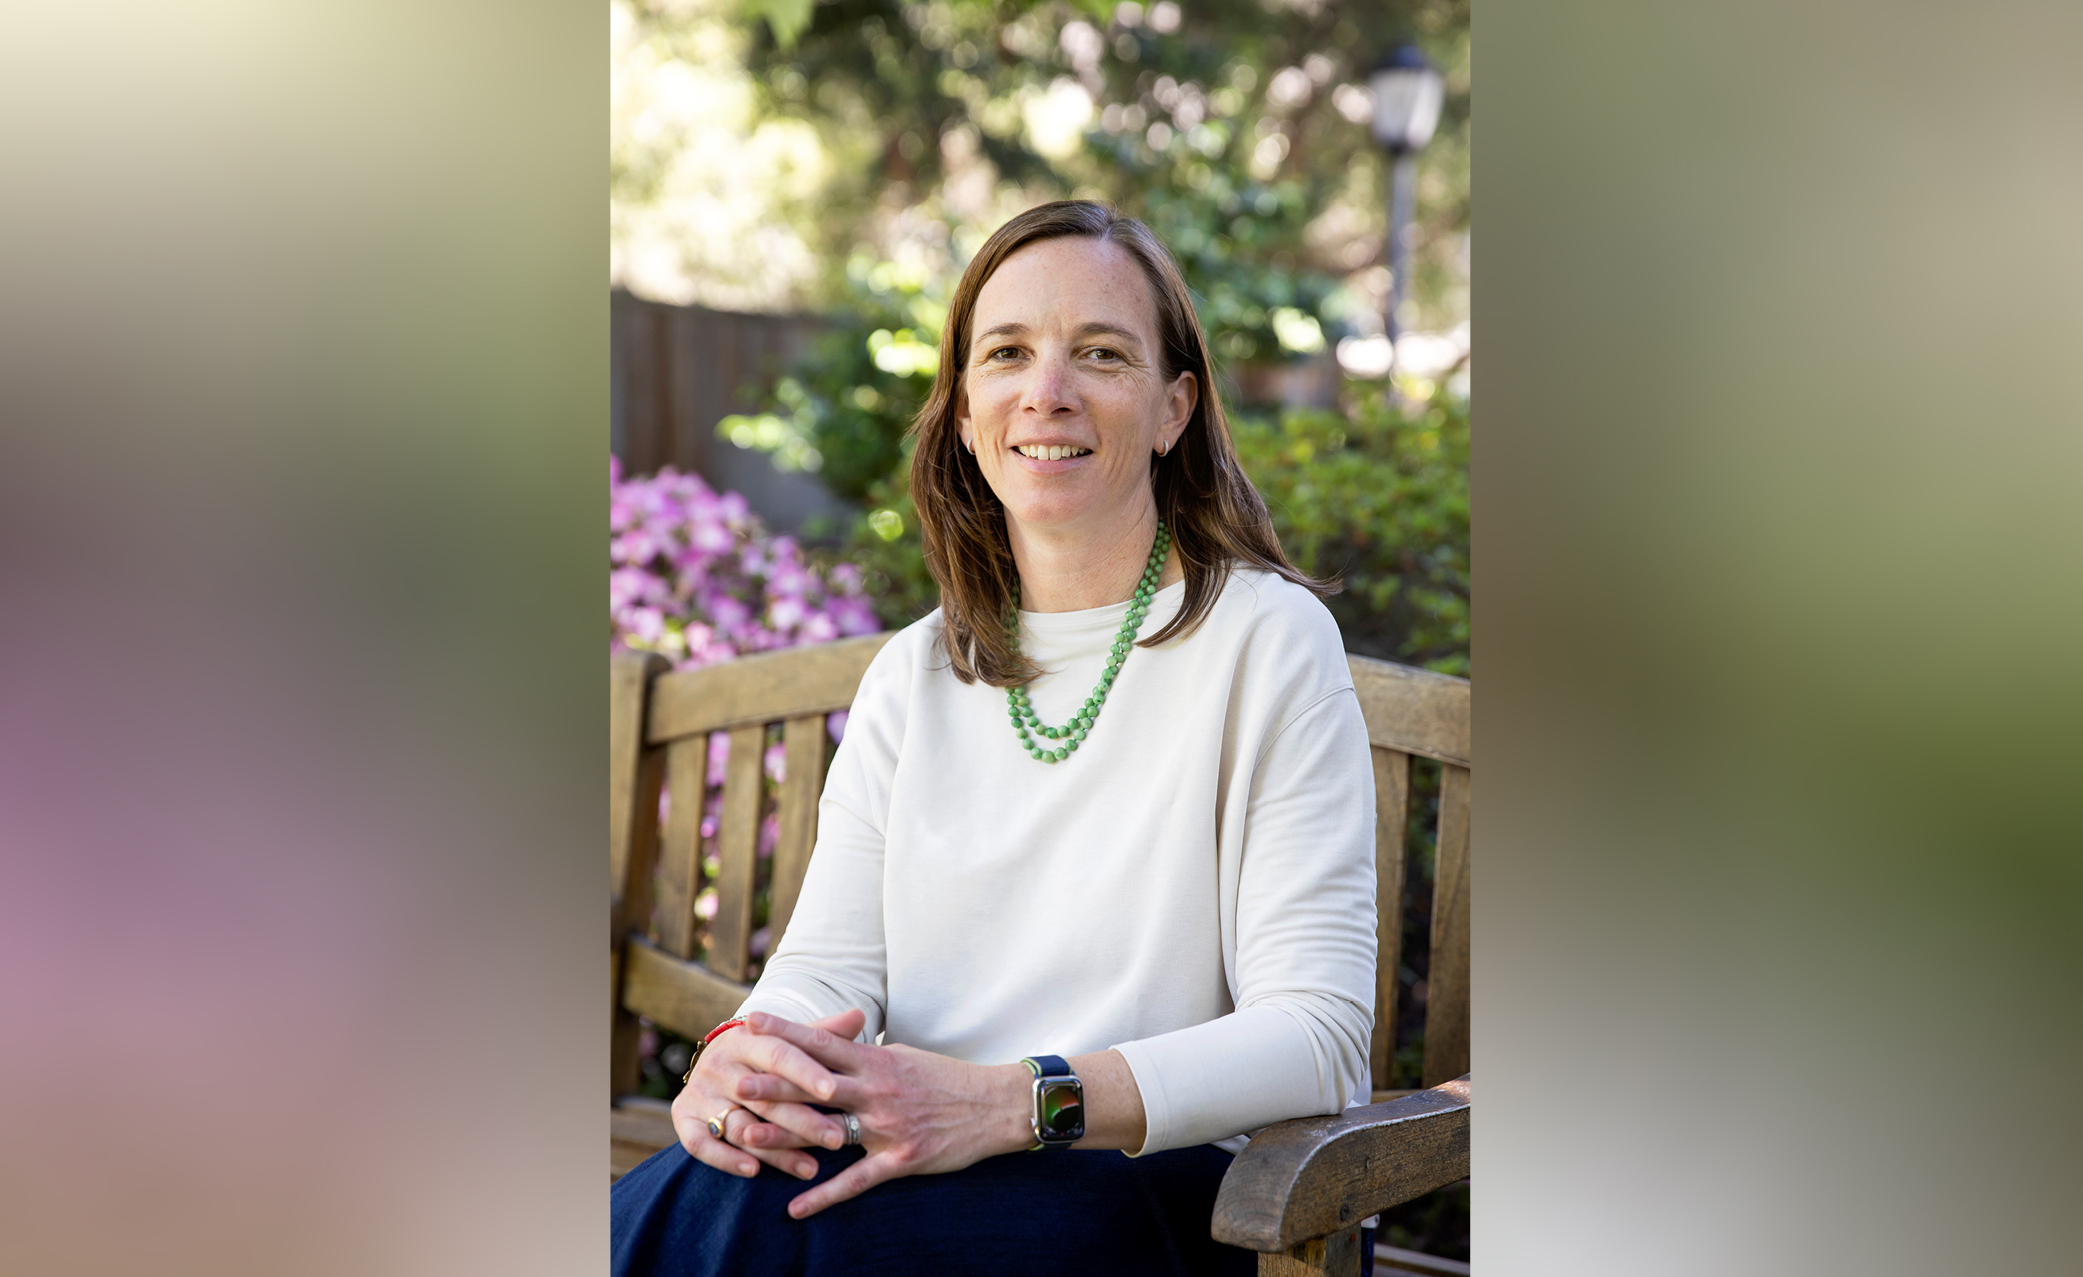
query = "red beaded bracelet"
xmin=679 ymin=1017 xmax=747 ymax=1085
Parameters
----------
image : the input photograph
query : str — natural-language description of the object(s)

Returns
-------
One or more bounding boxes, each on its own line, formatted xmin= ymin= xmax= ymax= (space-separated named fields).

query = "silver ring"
xmin=840 ymin=1112 xmax=862 ymax=1146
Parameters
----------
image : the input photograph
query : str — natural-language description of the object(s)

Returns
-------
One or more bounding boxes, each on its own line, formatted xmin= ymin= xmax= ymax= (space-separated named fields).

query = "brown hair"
xmin=911 ymin=199 xmax=1332 ymax=686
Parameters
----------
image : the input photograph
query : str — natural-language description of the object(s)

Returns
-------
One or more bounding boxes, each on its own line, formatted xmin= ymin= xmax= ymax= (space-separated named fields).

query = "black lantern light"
xmin=1369 ymin=44 xmax=1445 ymax=155
xmin=1368 ymin=45 xmax=1445 ymax=384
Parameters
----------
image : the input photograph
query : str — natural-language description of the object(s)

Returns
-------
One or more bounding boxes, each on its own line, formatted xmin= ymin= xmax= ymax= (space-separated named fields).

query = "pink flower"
xmin=832 ymin=598 xmax=880 ymax=636
xmin=672 ymin=545 xmax=715 ymax=584
xmin=826 ymin=710 xmax=848 ymax=744
xmin=641 ymin=516 xmax=682 ymax=549
xmin=799 ymin=612 xmax=839 ymax=644
xmin=707 ymin=595 xmax=751 ymax=635
xmin=665 ymin=467 xmax=712 ymax=502
xmin=683 ymin=635 xmax=735 ymax=669
xmin=768 ymin=562 xmax=817 ymax=601
xmin=689 ymin=516 xmax=732 ymax=554
xmin=678 ymin=479 xmax=719 ymax=519
xmin=706 ymin=732 xmax=730 ymax=787
xmin=767 ymin=595 xmax=806 ymax=633
xmin=610 ymin=456 xmax=882 ymax=685
xmin=611 ymin=528 xmax=660 ymax=566
xmin=623 ymin=606 xmax=665 ymax=644
xmin=610 ymin=567 xmax=658 ymax=612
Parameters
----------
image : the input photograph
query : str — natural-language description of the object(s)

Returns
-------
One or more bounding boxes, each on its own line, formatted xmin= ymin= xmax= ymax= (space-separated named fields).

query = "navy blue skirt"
xmin=611 ymin=1140 xmax=1262 ymax=1277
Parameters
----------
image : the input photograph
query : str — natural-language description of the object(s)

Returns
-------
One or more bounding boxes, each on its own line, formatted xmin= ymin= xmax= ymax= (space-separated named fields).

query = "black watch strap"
xmin=1022 ymin=1055 xmax=1083 ymax=1150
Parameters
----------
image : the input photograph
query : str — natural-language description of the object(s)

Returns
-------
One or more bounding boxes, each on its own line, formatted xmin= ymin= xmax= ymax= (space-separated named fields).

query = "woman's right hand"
xmin=669 ymin=1007 xmax=867 ymax=1180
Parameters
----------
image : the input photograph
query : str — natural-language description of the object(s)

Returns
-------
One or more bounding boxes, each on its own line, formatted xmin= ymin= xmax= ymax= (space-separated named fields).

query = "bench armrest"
xmin=1211 ymin=1075 xmax=1471 ymax=1252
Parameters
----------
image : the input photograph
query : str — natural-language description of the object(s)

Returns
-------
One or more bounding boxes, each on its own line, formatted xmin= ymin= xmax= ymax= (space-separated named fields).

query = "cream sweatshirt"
xmin=738 ymin=566 xmax=1377 ymax=1155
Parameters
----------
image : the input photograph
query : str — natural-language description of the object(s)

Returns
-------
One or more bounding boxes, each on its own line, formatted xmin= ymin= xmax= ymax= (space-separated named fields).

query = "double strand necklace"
xmin=1003 ymin=519 xmax=1171 ymax=764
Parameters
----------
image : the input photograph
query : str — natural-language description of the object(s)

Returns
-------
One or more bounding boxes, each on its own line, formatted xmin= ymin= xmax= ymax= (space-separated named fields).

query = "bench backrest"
xmin=1347 ymin=657 xmax=1472 ymax=1090
xmin=608 ymin=637 xmax=1470 ymax=1101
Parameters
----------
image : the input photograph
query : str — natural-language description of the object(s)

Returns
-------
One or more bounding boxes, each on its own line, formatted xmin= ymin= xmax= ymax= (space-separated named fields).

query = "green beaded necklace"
xmin=1003 ymin=519 xmax=1171 ymax=764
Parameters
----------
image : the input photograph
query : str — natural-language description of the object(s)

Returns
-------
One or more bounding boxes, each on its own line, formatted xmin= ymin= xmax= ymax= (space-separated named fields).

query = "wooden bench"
xmin=609 ymin=636 xmax=1471 ymax=1276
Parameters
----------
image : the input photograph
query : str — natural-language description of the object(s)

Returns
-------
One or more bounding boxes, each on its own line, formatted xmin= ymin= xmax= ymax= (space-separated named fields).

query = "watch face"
xmin=1039 ymin=1080 xmax=1084 ymax=1139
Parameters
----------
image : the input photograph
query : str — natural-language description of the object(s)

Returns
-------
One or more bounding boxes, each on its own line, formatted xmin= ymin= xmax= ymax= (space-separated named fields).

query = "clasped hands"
xmin=670 ymin=1008 xmax=1036 ymax=1219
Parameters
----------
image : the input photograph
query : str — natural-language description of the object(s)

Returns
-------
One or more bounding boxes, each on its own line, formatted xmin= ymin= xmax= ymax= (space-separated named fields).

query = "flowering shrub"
xmin=610 ymin=455 xmax=880 ymax=668
xmin=612 ymin=456 xmax=884 ymax=1096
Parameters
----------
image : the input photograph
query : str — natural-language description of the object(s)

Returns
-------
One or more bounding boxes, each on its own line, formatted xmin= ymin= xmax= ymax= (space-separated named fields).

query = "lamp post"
xmin=1369 ymin=45 xmax=1444 ymax=386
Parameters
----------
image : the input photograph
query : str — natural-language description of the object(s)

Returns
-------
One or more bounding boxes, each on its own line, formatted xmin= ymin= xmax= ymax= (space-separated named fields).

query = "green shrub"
xmin=1230 ymin=384 xmax=1469 ymax=675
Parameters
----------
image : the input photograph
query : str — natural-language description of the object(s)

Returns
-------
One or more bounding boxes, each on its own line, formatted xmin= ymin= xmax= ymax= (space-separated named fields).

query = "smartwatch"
xmin=1021 ymin=1055 xmax=1084 ymax=1149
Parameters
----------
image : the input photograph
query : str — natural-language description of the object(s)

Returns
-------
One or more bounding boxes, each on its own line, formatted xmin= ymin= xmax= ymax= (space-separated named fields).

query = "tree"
xmin=616 ymin=0 xmax=1468 ymax=343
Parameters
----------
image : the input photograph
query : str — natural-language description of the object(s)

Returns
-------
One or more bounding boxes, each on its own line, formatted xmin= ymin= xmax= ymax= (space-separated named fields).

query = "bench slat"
xmin=1423 ymin=766 xmax=1471 ymax=1088
xmin=1258 ymin=1228 xmax=1367 ymax=1276
xmin=655 ymin=736 xmax=708 ymax=960
xmin=622 ymin=936 xmax=749 ymax=1043
xmin=709 ymin=724 xmax=765 ymax=983
xmin=610 ymin=651 xmax=670 ymax=919
xmin=609 ymin=652 xmax=669 ymax=1101
xmin=1369 ymin=747 xmax=1412 ymax=1092
xmin=648 ymin=634 xmax=892 ymax=743
xmin=610 ymin=1097 xmax=677 ymax=1180
xmin=1373 ymin=1242 xmax=1469 ymax=1277
xmin=1347 ymin=657 xmax=1469 ymax=767
xmin=768 ymin=714 xmax=827 ymax=958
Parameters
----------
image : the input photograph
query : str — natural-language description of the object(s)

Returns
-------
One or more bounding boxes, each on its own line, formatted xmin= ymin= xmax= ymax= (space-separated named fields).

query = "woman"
xmin=613 ymin=201 xmax=1378 ymax=1276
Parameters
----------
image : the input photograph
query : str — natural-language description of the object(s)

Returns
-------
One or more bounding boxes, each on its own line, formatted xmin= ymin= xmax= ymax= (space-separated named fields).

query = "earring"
xmin=1157 ymin=438 xmax=1169 ymax=457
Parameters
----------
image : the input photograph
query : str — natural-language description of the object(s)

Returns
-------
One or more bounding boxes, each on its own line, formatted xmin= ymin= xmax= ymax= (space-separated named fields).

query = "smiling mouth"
xmin=1014 ymin=445 xmax=1092 ymax=460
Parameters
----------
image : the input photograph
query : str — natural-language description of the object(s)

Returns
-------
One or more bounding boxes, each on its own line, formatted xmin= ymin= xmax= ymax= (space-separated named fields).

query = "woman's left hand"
xmin=733 ymin=1011 xmax=1032 ymax=1219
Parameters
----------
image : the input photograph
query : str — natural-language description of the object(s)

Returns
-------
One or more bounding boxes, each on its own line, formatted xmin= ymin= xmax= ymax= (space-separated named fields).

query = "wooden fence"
xmin=611 ymin=289 xmax=850 ymax=534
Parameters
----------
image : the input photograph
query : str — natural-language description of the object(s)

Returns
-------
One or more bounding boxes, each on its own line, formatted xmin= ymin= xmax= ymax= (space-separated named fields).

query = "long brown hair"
xmin=911 ymin=199 xmax=1331 ymax=686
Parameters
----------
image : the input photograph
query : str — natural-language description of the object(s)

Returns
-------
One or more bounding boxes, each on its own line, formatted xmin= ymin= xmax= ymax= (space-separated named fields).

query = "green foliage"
xmin=742 ymin=0 xmax=815 ymax=49
xmin=1231 ymin=383 xmax=1469 ymax=674
xmin=732 ymin=257 xmax=946 ymax=502
xmin=842 ymin=454 xmax=942 ymax=629
xmin=729 ymin=0 xmax=1470 ymax=348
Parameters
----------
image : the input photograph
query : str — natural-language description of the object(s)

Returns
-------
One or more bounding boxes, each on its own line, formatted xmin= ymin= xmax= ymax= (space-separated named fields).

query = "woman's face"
xmin=956 ymin=236 xmax=1196 ymax=540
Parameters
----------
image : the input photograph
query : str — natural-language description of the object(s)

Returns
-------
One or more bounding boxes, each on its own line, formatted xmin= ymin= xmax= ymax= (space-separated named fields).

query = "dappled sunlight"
xmin=610 ymin=0 xmax=829 ymax=309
